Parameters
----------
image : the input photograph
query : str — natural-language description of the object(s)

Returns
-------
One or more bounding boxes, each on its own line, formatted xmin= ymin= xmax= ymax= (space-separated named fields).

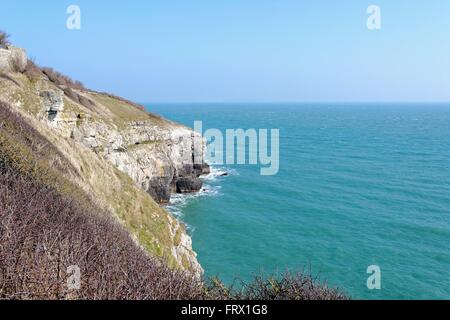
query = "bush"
xmin=9 ymin=54 xmax=25 ymax=73
xmin=63 ymin=86 xmax=97 ymax=110
xmin=42 ymin=67 xmax=85 ymax=90
xmin=78 ymin=93 xmax=96 ymax=110
xmin=0 ymin=30 xmax=10 ymax=49
xmin=41 ymin=67 xmax=98 ymax=109
xmin=0 ymin=169 xmax=207 ymax=300
xmin=63 ymin=87 xmax=80 ymax=103
xmin=207 ymin=272 xmax=348 ymax=300
xmin=23 ymin=59 xmax=43 ymax=82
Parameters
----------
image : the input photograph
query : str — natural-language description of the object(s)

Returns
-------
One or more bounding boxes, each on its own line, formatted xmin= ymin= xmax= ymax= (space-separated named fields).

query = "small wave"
xmin=202 ymin=166 xmax=238 ymax=181
xmin=165 ymin=184 xmax=222 ymax=216
xmin=165 ymin=165 xmax=236 ymax=233
xmin=165 ymin=185 xmax=221 ymax=233
xmin=165 ymin=204 xmax=184 ymax=219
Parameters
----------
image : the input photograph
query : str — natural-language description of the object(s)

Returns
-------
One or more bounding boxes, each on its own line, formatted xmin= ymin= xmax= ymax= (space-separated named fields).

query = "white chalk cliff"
xmin=0 ymin=45 xmax=207 ymax=274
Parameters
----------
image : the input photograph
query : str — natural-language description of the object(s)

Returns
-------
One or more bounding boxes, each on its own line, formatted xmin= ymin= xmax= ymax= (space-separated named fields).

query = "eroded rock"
xmin=40 ymin=90 xmax=64 ymax=123
xmin=176 ymin=177 xmax=203 ymax=193
xmin=70 ymin=119 xmax=208 ymax=203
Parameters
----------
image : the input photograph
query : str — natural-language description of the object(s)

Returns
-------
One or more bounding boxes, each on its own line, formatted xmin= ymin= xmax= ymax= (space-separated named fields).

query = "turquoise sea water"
xmin=147 ymin=103 xmax=450 ymax=299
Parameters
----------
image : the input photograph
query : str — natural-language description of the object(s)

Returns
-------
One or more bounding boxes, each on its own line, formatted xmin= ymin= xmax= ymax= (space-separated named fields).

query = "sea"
xmin=147 ymin=103 xmax=450 ymax=300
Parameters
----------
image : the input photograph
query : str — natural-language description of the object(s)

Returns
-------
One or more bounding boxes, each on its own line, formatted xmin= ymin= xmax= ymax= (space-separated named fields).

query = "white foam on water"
xmin=202 ymin=166 xmax=238 ymax=182
xmin=164 ymin=165 xmax=234 ymax=232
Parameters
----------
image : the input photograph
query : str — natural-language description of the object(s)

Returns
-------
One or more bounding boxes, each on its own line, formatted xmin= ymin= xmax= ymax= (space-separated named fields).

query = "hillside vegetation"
xmin=0 ymin=56 xmax=198 ymax=271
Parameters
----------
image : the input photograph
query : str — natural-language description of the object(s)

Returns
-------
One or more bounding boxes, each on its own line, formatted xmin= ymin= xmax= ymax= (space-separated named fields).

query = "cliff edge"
xmin=0 ymin=45 xmax=206 ymax=274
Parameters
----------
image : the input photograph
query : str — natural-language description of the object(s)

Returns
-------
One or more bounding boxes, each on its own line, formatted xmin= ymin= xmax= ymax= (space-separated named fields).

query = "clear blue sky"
xmin=2 ymin=1 xmax=450 ymax=102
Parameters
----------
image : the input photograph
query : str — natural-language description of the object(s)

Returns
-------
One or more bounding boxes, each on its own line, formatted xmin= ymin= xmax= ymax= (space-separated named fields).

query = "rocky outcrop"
xmin=0 ymin=46 xmax=27 ymax=73
xmin=40 ymin=90 xmax=64 ymax=123
xmin=33 ymin=90 xmax=209 ymax=204
xmin=176 ymin=177 xmax=203 ymax=193
xmin=71 ymin=119 xmax=208 ymax=203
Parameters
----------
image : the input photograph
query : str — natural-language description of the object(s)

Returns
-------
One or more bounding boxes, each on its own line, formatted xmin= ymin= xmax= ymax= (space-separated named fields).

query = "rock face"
xmin=68 ymin=117 xmax=208 ymax=274
xmin=0 ymin=46 xmax=27 ymax=73
xmin=70 ymin=120 xmax=208 ymax=203
xmin=176 ymin=177 xmax=203 ymax=193
xmin=40 ymin=90 xmax=64 ymax=122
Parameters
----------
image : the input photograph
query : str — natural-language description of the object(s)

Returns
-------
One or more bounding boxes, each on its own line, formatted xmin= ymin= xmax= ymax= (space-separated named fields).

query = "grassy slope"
xmin=0 ymin=102 xmax=205 ymax=299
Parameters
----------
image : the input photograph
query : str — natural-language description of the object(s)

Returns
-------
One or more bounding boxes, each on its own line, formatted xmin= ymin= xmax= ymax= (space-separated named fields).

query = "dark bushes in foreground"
xmin=207 ymin=273 xmax=347 ymax=300
xmin=0 ymin=170 xmax=205 ymax=300
xmin=23 ymin=59 xmax=43 ymax=82
xmin=0 ymin=101 xmax=204 ymax=299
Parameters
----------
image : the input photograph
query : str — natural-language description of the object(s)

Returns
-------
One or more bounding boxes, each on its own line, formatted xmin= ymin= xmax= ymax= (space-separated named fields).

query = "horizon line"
xmin=139 ymin=101 xmax=450 ymax=105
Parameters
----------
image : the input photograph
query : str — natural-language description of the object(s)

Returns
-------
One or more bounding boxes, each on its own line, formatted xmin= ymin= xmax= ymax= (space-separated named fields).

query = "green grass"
xmin=88 ymin=92 xmax=171 ymax=128
xmin=104 ymin=169 xmax=184 ymax=269
xmin=89 ymin=93 xmax=148 ymax=120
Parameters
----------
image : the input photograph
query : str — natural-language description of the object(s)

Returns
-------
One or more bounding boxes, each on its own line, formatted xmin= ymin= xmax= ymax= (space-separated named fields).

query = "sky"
xmin=1 ymin=0 xmax=450 ymax=102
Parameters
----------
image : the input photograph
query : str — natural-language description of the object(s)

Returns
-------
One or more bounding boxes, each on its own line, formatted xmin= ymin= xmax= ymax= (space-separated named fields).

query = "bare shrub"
xmin=207 ymin=272 xmax=348 ymax=300
xmin=23 ymin=59 xmax=43 ymax=82
xmin=42 ymin=67 xmax=85 ymax=90
xmin=0 ymin=30 xmax=10 ymax=49
xmin=63 ymin=87 xmax=96 ymax=110
xmin=41 ymin=67 xmax=143 ymax=114
xmin=0 ymin=170 xmax=206 ymax=300
xmin=78 ymin=94 xmax=97 ymax=110
xmin=7 ymin=53 xmax=27 ymax=73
